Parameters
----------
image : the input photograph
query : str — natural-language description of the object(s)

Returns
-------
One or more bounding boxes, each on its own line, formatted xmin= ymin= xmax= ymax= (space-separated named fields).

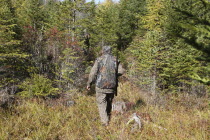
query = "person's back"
xmin=96 ymin=54 xmax=117 ymax=89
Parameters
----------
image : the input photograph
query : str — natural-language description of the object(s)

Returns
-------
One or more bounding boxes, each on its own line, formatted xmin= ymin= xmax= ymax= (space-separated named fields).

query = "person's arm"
xmin=87 ymin=60 xmax=98 ymax=90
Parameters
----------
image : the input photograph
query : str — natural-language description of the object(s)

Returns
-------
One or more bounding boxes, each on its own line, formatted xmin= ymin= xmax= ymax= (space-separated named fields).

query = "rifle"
xmin=115 ymin=48 xmax=119 ymax=96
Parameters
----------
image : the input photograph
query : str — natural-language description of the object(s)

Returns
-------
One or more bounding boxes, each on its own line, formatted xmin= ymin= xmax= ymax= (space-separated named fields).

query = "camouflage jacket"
xmin=87 ymin=55 xmax=124 ymax=93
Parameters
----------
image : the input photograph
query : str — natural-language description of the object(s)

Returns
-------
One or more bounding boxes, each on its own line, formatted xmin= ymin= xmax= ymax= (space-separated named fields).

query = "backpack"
xmin=96 ymin=54 xmax=117 ymax=89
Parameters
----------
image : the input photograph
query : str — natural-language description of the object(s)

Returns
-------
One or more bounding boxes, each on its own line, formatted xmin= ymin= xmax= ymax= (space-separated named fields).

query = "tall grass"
xmin=0 ymin=82 xmax=209 ymax=140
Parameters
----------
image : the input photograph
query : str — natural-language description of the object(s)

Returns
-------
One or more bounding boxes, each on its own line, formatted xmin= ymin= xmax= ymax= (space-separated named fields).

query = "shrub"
xmin=18 ymin=74 xmax=59 ymax=98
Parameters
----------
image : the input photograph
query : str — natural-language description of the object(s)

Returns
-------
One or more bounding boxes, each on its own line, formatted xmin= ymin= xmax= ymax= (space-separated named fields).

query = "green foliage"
xmin=169 ymin=0 xmax=210 ymax=86
xmin=0 ymin=0 xmax=29 ymax=87
xmin=117 ymin=0 xmax=146 ymax=50
xmin=127 ymin=0 xmax=168 ymax=93
xmin=127 ymin=0 xmax=207 ymax=94
xmin=55 ymin=47 xmax=79 ymax=90
xmin=18 ymin=74 xmax=59 ymax=97
xmin=92 ymin=2 xmax=119 ymax=47
xmin=0 ymin=0 xmax=209 ymax=96
xmin=14 ymin=0 xmax=50 ymax=30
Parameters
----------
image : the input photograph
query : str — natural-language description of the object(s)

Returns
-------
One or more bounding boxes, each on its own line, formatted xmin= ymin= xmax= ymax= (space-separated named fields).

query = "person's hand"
xmin=86 ymin=86 xmax=90 ymax=90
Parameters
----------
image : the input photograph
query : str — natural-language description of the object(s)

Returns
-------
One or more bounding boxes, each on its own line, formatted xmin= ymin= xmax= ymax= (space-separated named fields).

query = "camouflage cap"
xmin=102 ymin=46 xmax=112 ymax=55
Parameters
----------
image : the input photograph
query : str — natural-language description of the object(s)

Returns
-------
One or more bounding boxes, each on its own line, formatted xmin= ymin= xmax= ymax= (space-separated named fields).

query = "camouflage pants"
xmin=96 ymin=92 xmax=114 ymax=125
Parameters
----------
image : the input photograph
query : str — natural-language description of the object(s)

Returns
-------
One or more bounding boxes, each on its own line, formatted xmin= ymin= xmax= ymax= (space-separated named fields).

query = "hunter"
xmin=87 ymin=46 xmax=124 ymax=126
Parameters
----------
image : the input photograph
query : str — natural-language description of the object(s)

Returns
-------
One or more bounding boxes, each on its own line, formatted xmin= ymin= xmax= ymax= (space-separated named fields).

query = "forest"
xmin=0 ymin=0 xmax=209 ymax=139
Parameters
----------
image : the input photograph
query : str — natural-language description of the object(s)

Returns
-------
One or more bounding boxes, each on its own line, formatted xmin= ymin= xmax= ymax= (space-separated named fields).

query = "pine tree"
xmin=117 ymin=0 xmax=146 ymax=51
xmin=12 ymin=0 xmax=53 ymax=76
xmin=0 ymin=0 xmax=28 ymax=87
xmin=167 ymin=0 xmax=210 ymax=92
xmin=127 ymin=0 xmax=205 ymax=94
xmin=127 ymin=0 xmax=168 ymax=94
xmin=44 ymin=0 xmax=90 ymax=90
xmin=92 ymin=2 xmax=119 ymax=47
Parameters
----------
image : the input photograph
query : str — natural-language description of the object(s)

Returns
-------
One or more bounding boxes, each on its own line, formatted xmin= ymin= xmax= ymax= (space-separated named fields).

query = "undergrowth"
xmin=0 ymin=82 xmax=209 ymax=140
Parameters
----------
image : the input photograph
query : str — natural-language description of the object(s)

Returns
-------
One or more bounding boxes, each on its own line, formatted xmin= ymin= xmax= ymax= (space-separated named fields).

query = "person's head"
xmin=102 ymin=46 xmax=112 ymax=55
